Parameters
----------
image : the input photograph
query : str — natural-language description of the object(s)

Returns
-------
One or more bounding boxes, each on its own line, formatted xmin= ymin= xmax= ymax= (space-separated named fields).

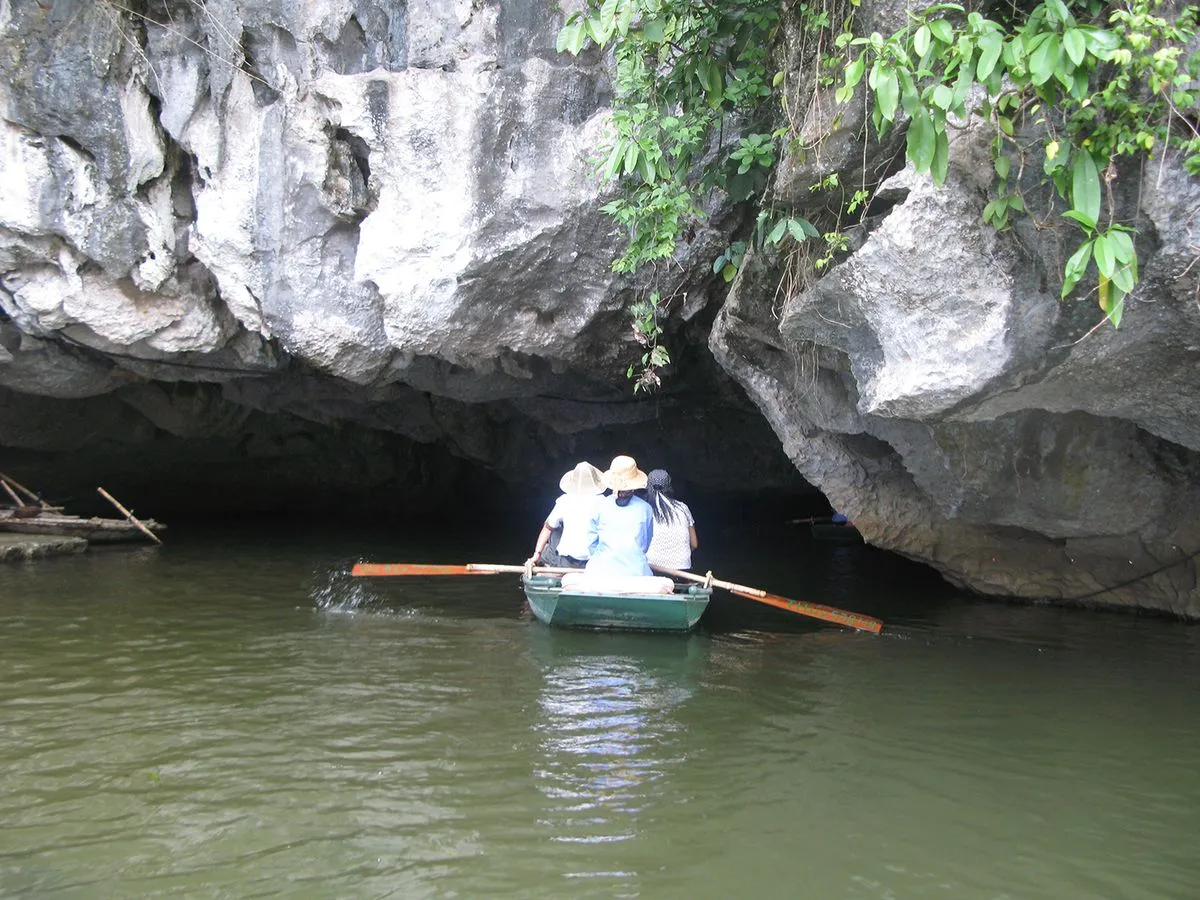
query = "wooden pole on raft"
xmin=0 ymin=472 xmax=51 ymax=508
xmin=96 ymin=487 xmax=163 ymax=545
xmin=1 ymin=479 xmax=23 ymax=508
xmin=653 ymin=564 xmax=883 ymax=633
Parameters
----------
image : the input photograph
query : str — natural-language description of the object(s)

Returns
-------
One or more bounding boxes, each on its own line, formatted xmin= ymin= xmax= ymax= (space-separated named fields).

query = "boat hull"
xmin=522 ymin=574 xmax=710 ymax=632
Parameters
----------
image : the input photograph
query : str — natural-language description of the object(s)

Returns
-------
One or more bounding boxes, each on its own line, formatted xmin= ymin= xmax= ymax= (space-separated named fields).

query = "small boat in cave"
xmin=522 ymin=572 xmax=711 ymax=632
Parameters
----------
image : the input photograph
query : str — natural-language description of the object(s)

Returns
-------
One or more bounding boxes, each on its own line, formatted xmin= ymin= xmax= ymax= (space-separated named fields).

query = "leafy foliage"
xmin=559 ymin=0 xmax=780 ymax=274
xmin=839 ymin=0 xmax=1200 ymax=326
xmin=628 ymin=292 xmax=672 ymax=392
xmin=559 ymin=0 xmax=1200 ymax=389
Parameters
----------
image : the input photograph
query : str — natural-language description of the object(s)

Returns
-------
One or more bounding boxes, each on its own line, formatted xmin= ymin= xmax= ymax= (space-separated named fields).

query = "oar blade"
xmin=351 ymin=563 xmax=500 ymax=577
xmin=732 ymin=589 xmax=883 ymax=633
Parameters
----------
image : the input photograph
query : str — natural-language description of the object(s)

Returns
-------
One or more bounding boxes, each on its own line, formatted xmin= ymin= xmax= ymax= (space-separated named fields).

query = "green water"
xmin=1 ymin=521 xmax=1198 ymax=898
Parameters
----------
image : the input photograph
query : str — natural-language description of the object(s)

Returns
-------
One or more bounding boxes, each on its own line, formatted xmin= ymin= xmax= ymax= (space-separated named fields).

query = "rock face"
xmin=1 ymin=0 xmax=1198 ymax=614
xmin=711 ymin=10 xmax=1200 ymax=616
xmin=0 ymin=0 xmax=804 ymax=514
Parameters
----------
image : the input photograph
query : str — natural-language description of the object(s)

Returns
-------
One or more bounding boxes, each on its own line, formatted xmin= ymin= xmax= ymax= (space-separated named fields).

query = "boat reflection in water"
xmin=526 ymin=628 xmax=708 ymax=885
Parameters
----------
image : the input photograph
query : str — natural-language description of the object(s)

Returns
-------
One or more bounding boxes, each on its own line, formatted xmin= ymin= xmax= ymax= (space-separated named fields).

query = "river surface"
xmin=2 ymin=517 xmax=1198 ymax=899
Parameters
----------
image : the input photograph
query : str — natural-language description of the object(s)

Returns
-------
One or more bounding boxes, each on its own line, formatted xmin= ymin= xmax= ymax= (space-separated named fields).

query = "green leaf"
xmin=976 ymin=34 xmax=1002 ymax=80
xmin=983 ymin=198 xmax=1006 ymax=228
xmin=712 ymin=252 xmax=727 ymax=274
xmin=616 ymin=0 xmax=634 ymax=36
xmin=1029 ymin=34 xmax=1061 ymax=86
xmin=641 ymin=19 xmax=665 ymax=44
xmin=1093 ymin=233 xmax=1115 ymax=278
xmin=557 ymin=22 xmax=587 ymax=55
xmin=597 ymin=0 xmax=619 ymax=41
xmin=931 ymin=84 xmax=953 ymax=110
xmin=623 ymin=141 xmax=641 ymax=176
xmin=800 ymin=218 xmax=821 ymax=239
xmin=721 ymin=263 xmax=737 ymax=282
xmin=767 ymin=218 xmax=788 ymax=245
xmin=1098 ymin=275 xmax=1123 ymax=327
xmin=1111 ymin=262 xmax=1136 ymax=294
xmin=1061 ymin=240 xmax=1092 ymax=297
xmin=1104 ymin=289 xmax=1125 ymax=328
xmin=907 ymin=108 xmax=936 ymax=171
xmin=602 ymin=141 xmax=625 ymax=180
xmin=876 ymin=67 xmax=899 ymax=122
xmin=845 ymin=55 xmax=866 ymax=89
xmin=1083 ymin=28 xmax=1120 ymax=61
xmin=929 ymin=18 xmax=954 ymax=44
xmin=1045 ymin=0 xmax=1072 ymax=27
xmin=914 ymin=24 xmax=931 ymax=58
xmin=786 ymin=218 xmax=809 ymax=242
xmin=1063 ymin=28 xmax=1086 ymax=66
xmin=1071 ymin=151 xmax=1101 ymax=231
xmin=1062 ymin=209 xmax=1097 ymax=229
xmin=898 ymin=67 xmax=919 ymax=114
xmin=931 ymin=128 xmax=949 ymax=185
xmin=638 ymin=150 xmax=657 ymax=184
xmin=1108 ymin=229 xmax=1135 ymax=264
xmin=994 ymin=154 xmax=1011 ymax=181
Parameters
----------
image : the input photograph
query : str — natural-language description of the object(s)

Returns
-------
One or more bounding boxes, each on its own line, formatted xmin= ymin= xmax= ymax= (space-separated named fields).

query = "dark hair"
xmin=645 ymin=469 xmax=685 ymax=525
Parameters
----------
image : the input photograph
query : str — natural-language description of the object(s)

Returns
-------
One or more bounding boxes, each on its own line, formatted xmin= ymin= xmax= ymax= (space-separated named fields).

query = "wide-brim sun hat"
xmin=559 ymin=461 xmax=606 ymax=496
xmin=603 ymin=455 xmax=648 ymax=491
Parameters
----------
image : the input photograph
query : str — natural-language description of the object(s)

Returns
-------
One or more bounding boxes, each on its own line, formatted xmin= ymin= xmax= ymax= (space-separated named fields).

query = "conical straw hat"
xmin=559 ymin=461 xmax=606 ymax=495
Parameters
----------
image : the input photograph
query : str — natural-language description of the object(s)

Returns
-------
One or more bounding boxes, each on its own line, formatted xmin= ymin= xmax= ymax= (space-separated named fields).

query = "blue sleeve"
xmin=587 ymin=503 xmax=601 ymax=554
xmin=638 ymin=505 xmax=653 ymax=552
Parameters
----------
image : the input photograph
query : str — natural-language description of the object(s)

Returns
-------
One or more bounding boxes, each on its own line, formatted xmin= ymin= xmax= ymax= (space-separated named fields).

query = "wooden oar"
xmin=351 ymin=562 xmax=575 ymax=577
xmin=653 ymin=564 xmax=883 ymax=633
xmin=649 ymin=565 xmax=765 ymax=597
xmin=353 ymin=563 xmax=497 ymax=577
xmin=730 ymin=588 xmax=882 ymax=633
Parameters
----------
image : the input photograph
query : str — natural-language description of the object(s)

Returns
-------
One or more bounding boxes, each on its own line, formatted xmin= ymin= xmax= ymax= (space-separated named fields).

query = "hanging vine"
xmin=559 ymin=0 xmax=1200 ymax=376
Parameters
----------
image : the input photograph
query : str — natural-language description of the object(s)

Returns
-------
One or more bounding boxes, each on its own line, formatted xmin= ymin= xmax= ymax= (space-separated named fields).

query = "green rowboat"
xmin=522 ymin=574 xmax=711 ymax=632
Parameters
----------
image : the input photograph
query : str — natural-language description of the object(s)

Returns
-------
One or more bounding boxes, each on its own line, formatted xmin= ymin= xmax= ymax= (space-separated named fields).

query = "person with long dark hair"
xmin=643 ymin=469 xmax=698 ymax=571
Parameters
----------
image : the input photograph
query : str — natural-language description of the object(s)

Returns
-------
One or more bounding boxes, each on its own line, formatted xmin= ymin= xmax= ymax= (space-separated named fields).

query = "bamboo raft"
xmin=0 ymin=473 xmax=165 ymax=545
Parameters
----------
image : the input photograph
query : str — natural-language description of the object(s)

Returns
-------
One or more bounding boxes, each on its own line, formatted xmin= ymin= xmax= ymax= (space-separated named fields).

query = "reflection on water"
xmin=530 ymin=632 xmax=704 ymax=851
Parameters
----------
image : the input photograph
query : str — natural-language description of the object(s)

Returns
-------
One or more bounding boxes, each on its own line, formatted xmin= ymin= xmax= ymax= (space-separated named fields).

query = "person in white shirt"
xmin=528 ymin=462 xmax=605 ymax=568
xmin=643 ymin=469 xmax=698 ymax=571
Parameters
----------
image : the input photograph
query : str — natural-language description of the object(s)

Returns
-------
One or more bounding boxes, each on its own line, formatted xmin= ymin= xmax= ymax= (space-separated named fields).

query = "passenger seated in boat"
xmin=643 ymin=469 xmax=698 ymax=571
xmin=584 ymin=455 xmax=654 ymax=577
xmin=528 ymin=461 xmax=606 ymax=569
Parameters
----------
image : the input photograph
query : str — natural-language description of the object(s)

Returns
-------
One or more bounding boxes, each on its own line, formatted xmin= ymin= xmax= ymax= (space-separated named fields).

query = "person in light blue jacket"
xmin=584 ymin=455 xmax=654 ymax=577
